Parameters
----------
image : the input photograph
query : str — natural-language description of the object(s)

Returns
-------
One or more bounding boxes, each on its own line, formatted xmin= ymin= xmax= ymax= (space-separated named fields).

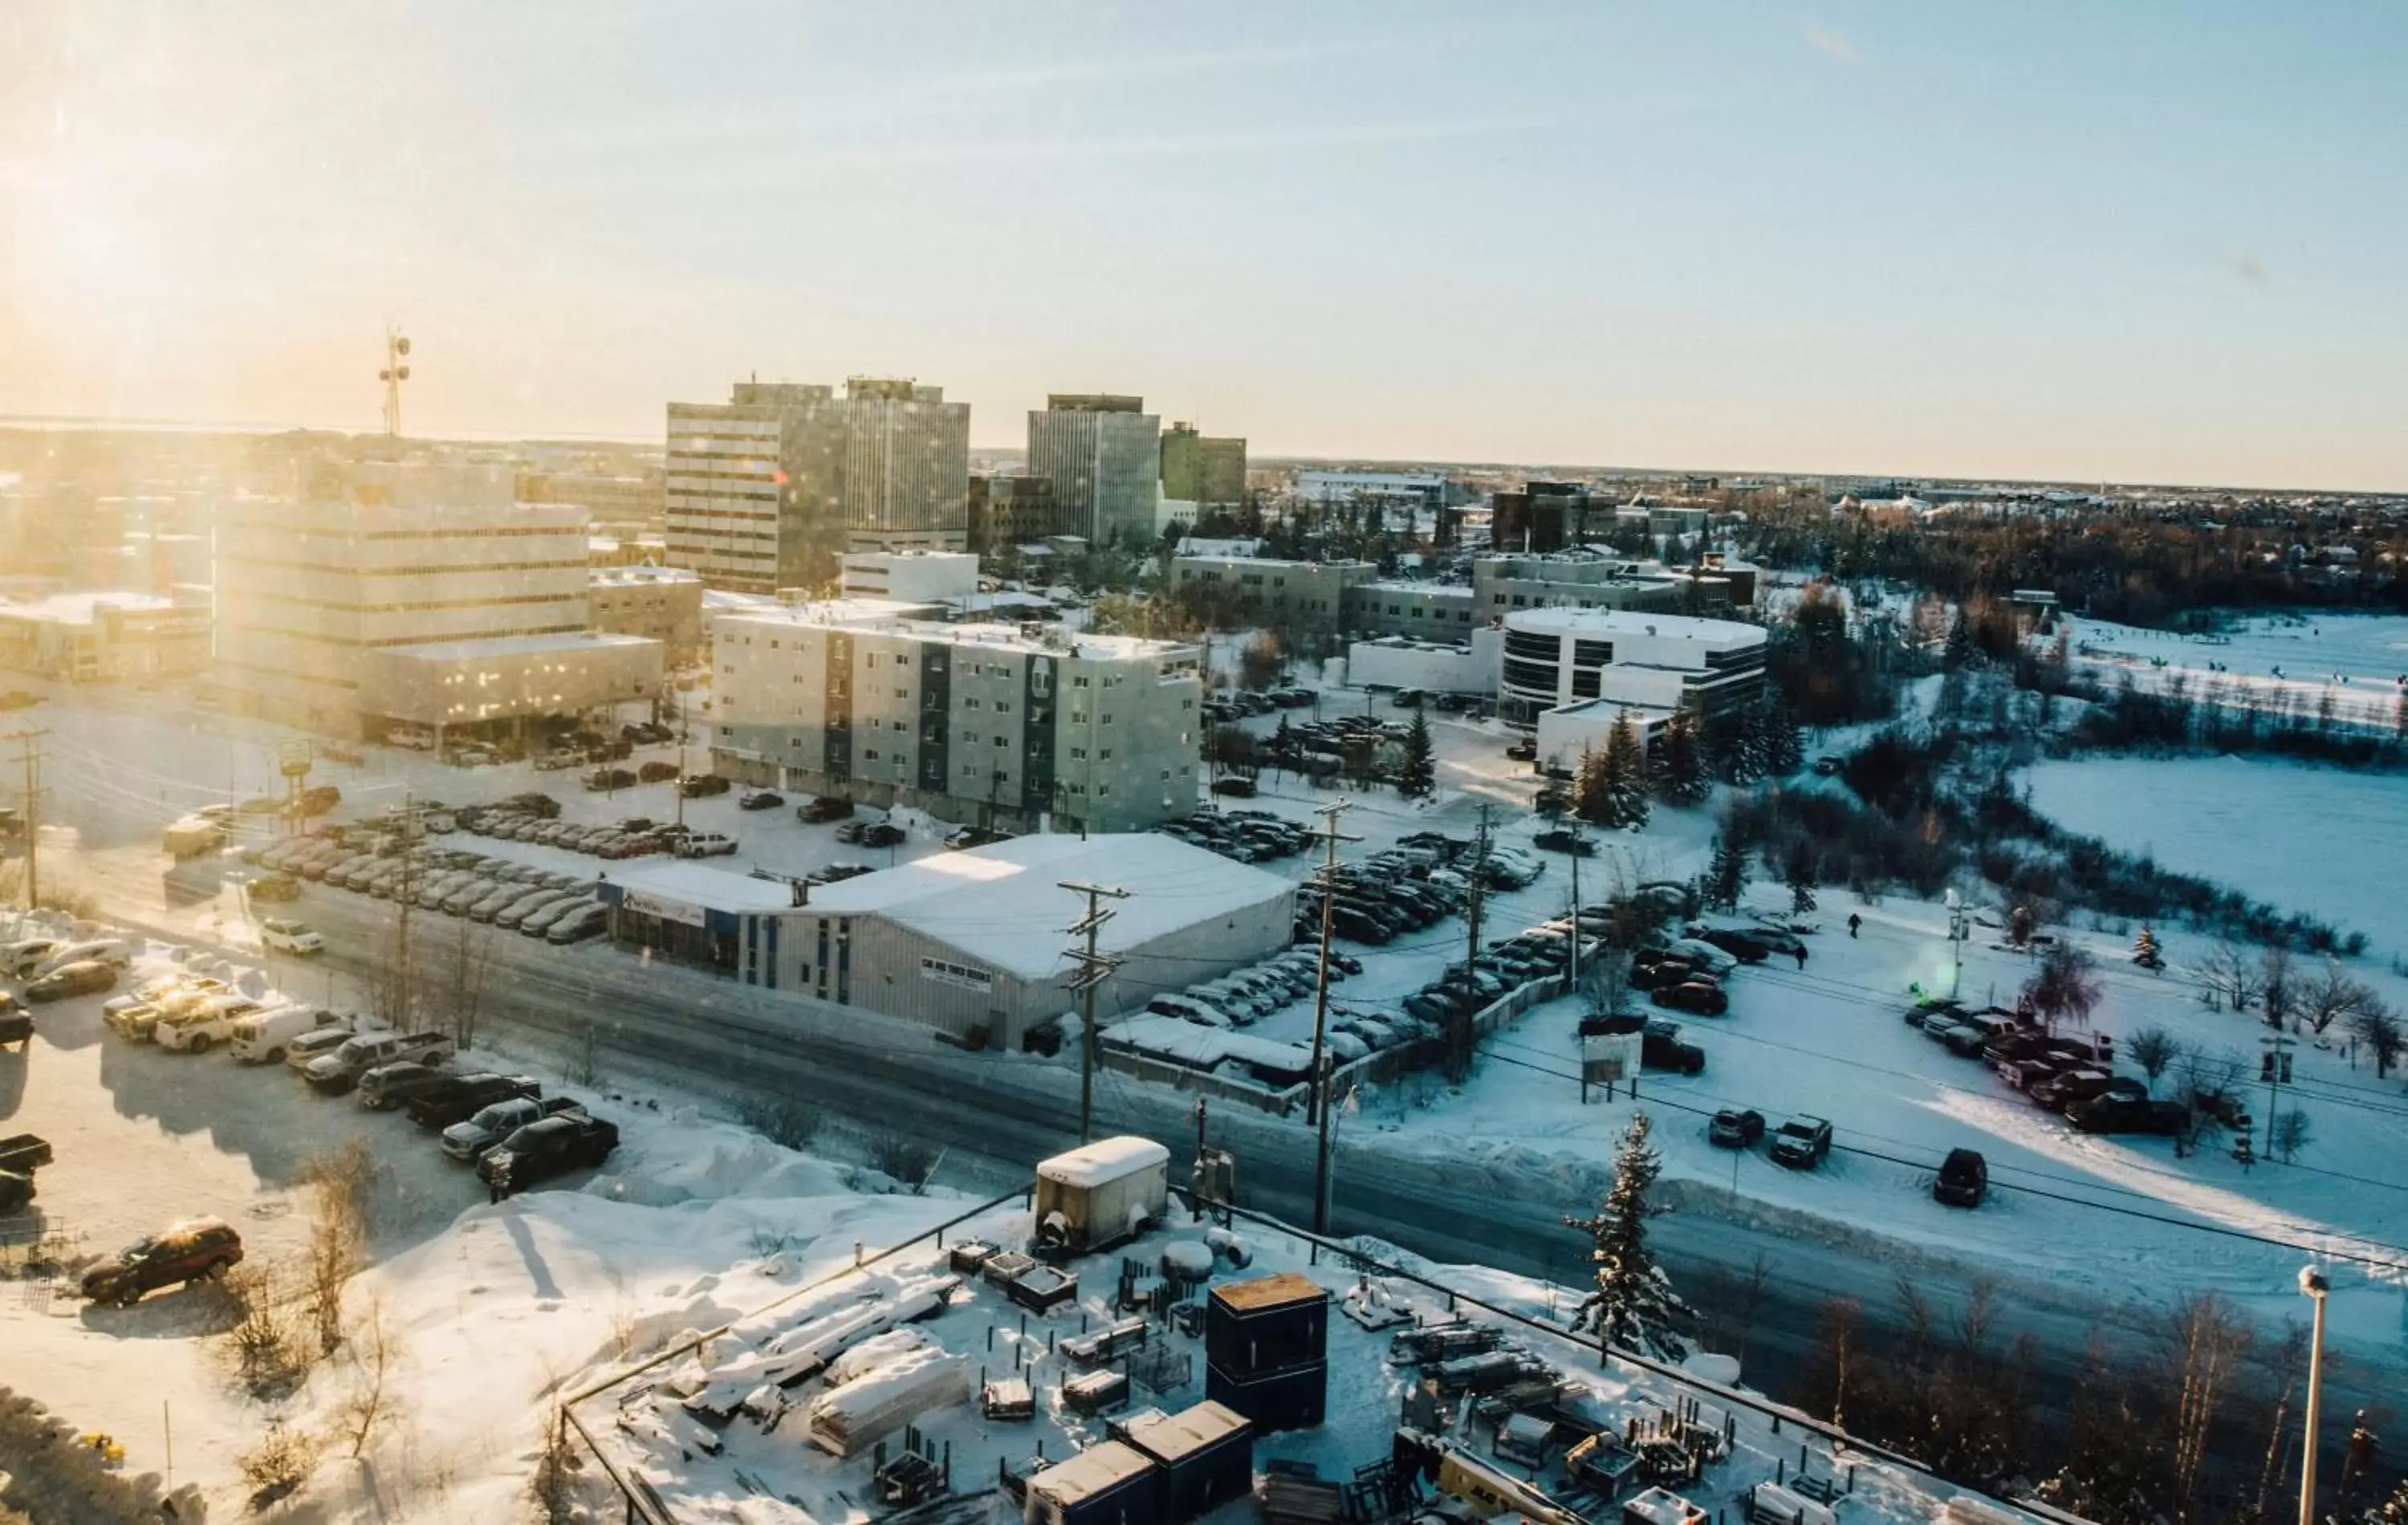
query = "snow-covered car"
xmin=545 ymin=905 xmax=609 ymax=945
xmin=1769 ymin=1115 xmax=1832 ymax=1169
xmin=521 ymin=897 xmax=594 ymax=937
xmin=260 ymin=919 xmax=325 ymax=955
xmin=674 ymin=833 xmax=738 ymax=859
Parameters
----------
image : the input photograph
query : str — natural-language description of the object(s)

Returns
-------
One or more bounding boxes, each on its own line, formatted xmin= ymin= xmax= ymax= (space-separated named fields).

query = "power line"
xmin=4 ymin=729 xmax=47 ymax=909
xmin=1060 ymin=877 xmax=1129 ymax=1144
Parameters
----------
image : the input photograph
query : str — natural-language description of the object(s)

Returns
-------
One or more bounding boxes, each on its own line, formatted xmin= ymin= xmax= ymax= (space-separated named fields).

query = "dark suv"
xmin=1770 ymin=1115 xmax=1832 ymax=1169
xmin=406 ymin=1072 xmax=540 ymax=1129
xmin=478 ymin=1114 xmax=620 ymax=1198
xmin=82 ymin=1218 xmax=245 ymax=1307
xmin=1934 ymin=1148 xmax=1988 ymax=1207
xmin=1709 ymin=1109 xmax=1766 ymax=1149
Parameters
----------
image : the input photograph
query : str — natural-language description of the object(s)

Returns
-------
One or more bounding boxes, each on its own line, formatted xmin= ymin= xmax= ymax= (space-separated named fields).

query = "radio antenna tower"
xmin=379 ymin=326 xmax=413 ymax=437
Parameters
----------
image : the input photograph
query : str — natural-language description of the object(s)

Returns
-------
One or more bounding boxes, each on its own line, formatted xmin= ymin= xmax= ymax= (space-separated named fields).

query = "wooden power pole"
xmin=5 ymin=730 xmax=47 ymax=910
xmin=1304 ymin=799 xmax=1361 ymax=1237
xmin=1060 ymin=878 xmax=1129 ymax=1143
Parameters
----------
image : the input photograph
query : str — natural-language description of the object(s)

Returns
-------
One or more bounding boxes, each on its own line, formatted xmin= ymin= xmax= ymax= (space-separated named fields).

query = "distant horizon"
xmin=3 ymin=413 xmax=2398 ymax=501
xmin=8 ymin=4 xmax=2406 ymax=494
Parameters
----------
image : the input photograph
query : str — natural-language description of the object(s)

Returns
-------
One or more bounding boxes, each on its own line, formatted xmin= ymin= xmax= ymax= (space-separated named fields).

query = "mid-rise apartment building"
xmin=1027 ymin=394 xmax=1160 ymax=547
xmin=665 ymin=377 xmax=970 ymax=593
xmin=214 ymin=460 xmax=658 ymax=738
xmin=711 ymin=608 xmax=1203 ymax=834
xmin=0 ymin=591 xmax=210 ymax=685
xmin=1160 ymin=424 xmax=1247 ymax=508
xmin=837 ymin=550 xmax=980 ymax=604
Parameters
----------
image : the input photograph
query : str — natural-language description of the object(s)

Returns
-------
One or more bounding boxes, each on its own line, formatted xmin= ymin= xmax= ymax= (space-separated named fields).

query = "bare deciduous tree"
xmin=2268 ymin=1108 xmax=2312 ymax=1163
xmin=302 ymin=1141 xmax=380 ymax=1356
xmin=2298 ymin=962 xmax=2378 ymax=1036
xmin=2164 ymin=1292 xmax=2253 ymax=1512
xmin=2022 ymin=942 xmax=2103 ymax=1031
xmin=2198 ymin=941 xmax=2260 ymax=1014
xmin=340 ymin=1296 xmax=396 ymax=1458
xmin=444 ymin=916 xmax=495 ymax=1051
xmin=2260 ymin=946 xmax=2294 ymax=1031
xmin=2350 ymin=1003 xmax=2405 ymax=1078
xmin=2127 ymin=1026 xmax=2180 ymax=1092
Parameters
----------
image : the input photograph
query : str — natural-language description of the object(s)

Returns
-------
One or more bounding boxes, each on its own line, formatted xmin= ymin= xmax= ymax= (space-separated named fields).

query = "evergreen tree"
xmin=1562 ymin=1112 xmax=1688 ymax=1360
xmin=1761 ymin=693 xmax=1804 ymax=775
xmin=2131 ymin=925 xmax=2162 ymax=970
xmin=1704 ymin=832 xmax=1746 ymax=915
xmin=1784 ymin=840 xmax=1818 ymax=914
xmin=1719 ymin=701 xmax=1767 ymax=785
xmin=1268 ymin=714 xmax=1294 ymax=783
xmin=1944 ymin=608 xmax=1976 ymax=670
xmin=1397 ymin=708 xmax=1436 ymax=799
xmin=1602 ymin=714 xmax=1651 ymax=828
xmin=1574 ymin=745 xmax=1610 ymax=826
xmin=1655 ymin=711 xmax=1710 ymax=807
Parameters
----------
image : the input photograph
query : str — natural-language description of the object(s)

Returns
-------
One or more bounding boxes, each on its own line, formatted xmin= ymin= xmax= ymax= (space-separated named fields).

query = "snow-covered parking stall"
xmin=797 ymin=835 xmax=1298 ymax=1051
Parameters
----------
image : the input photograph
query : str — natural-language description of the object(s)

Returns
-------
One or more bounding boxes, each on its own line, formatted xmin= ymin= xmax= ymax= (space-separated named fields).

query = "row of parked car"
xmin=247 ymin=834 xmax=607 ymax=944
xmin=1198 ymin=686 xmax=1316 ymax=723
xmin=1906 ymin=997 xmax=2181 ymax=1135
xmin=1161 ymin=811 xmax=1315 ymax=867
xmin=0 ymin=935 xmax=132 ymax=1004
xmin=459 ymin=800 xmax=734 ymax=862
xmin=1142 ymin=946 xmax=1354 ymax=1032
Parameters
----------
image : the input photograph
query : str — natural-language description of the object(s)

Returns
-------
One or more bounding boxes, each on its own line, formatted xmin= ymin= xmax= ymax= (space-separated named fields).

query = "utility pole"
xmin=5 ymin=730 xmax=47 ymax=911
xmin=2262 ymin=1031 xmax=2296 ymax=1159
xmin=673 ymin=712 xmax=689 ymax=833
xmin=2299 ymin=1267 xmax=2331 ymax=1525
xmin=1566 ymin=816 xmax=1584 ymax=998
xmin=1457 ymin=803 xmax=1495 ymax=1084
xmin=1060 ymin=879 xmax=1129 ymax=1143
xmin=389 ymin=784 xmax=418 ymax=1031
xmin=1305 ymin=801 xmax=1361 ymax=1238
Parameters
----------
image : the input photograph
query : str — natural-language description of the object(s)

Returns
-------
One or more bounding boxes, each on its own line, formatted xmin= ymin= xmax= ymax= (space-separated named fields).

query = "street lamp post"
xmin=2298 ymin=1266 xmax=2330 ymax=1525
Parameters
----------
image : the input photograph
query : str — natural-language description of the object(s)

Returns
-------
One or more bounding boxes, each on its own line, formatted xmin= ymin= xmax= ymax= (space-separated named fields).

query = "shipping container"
xmin=1205 ymin=1271 xmax=1328 ymax=1377
xmin=1123 ymin=1401 xmax=1255 ymax=1523
xmin=1205 ymin=1358 xmax=1326 ymax=1433
xmin=1025 ymin=1440 xmax=1161 ymax=1525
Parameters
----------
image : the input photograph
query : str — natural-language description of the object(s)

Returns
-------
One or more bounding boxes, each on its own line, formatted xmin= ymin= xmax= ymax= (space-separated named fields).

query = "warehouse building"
xmin=797 ymin=833 xmax=1296 ymax=1050
xmin=595 ymin=859 xmax=809 ymax=990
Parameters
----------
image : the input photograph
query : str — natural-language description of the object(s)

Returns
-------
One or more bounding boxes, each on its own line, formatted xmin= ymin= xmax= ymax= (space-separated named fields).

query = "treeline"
xmin=1741 ymin=502 xmax=2408 ymax=626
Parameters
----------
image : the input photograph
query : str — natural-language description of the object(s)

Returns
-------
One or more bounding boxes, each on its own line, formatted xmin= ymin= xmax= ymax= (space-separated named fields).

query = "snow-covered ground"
xmin=2022 ymin=754 xmax=2408 ymax=953
xmin=2060 ymin=610 xmax=2408 ymax=731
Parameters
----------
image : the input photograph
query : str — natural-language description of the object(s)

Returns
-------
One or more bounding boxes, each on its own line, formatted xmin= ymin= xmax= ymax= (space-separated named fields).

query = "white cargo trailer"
xmin=1034 ymin=1136 xmax=1171 ymax=1255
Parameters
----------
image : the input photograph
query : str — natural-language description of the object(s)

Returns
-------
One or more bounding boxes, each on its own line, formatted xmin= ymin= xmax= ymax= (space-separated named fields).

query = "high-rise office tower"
xmin=1159 ymin=422 xmax=1247 ymax=509
xmin=1026 ymin=393 xmax=1160 ymax=546
xmin=665 ymin=377 xmax=970 ymax=592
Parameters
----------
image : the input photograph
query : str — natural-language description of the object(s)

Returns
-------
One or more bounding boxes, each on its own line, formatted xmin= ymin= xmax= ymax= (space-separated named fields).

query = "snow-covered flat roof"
xmin=801 ymin=833 xmax=1292 ymax=981
xmin=600 ymin=860 xmax=799 ymax=913
xmin=1504 ymin=607 xmax=1764 ymax=647
xmin=380 ymin=630 xmax=659 ymax=664
xmin=0 ymin=590 xmax=180 ymax=625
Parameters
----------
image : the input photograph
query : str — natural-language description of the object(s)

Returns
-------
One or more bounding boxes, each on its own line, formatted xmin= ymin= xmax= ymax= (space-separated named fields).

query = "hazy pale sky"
xmin=3 ymin=2 xmax=2403 ymax=488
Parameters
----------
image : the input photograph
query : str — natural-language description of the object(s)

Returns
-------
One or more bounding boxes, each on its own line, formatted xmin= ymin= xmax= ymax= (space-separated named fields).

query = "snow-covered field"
xmin=2061 ymin=611 xmax=2408 ymax=731
xmin=2022 ymin=754 xmax=2408 ymax=950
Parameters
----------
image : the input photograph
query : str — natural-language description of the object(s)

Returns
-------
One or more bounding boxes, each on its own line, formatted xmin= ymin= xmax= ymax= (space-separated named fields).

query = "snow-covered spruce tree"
xmin=1761 ymin=693 xmax=1804 ymax=775
xmin=1574 ymin=744 xmax=1610 ymax=826
xmin=1603 ymin=714 xmax=1651 ymax=828
xmin=1655 ymin=710 xmax=1710 ymax=807
xmin=2131 ymin=925 xmax=2162 ymax=969
xmin=1397 ymin=708 xmax=1436 ymax=799
xmin=1784 ymin=840 xmax=1819 ymax=914
xmin=1562 ymin=1112 xmax=1688 ymax=1361
xmin=1703 ymin=833 xmax=1747 ymax=916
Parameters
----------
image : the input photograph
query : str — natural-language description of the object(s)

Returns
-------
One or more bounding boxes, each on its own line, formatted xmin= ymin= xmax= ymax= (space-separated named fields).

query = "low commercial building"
xmin=711 ymin=607 xmax=1205 ymax=835
xmin=596 ymin=859 xmax=807 ymax=990
xmin=1292 ymin=470 xmax=1454 ymax=514
xmin=0 ymin=590 xmax=210 ymax=685
xmin=1341 ymin=580 xmax=1479 ymax=640
xmin=1167 ymin=554 xmax=1377 ymax=649
xmin=1344 ymin=628 xmax=1501 ymax=697
xmin=588 ymin=565 xmax=705 ymax=659
xmin=1471 ymin=553 xmax=1710 ymax=619
xmin=1497 ymin=608 xmax=1767 ymax=726
xmin=356 ymin=630 xmax=663 ymax=738
xmin=966 ymin=475 xmax=1069 ymax=551
xmin=837 ymin=550 xmax=981 ymax=604
xmin=796 ymin=833 xmax=1296 ymax=1048
xmin=1535 ymin=697 xmax=1674 ymax=775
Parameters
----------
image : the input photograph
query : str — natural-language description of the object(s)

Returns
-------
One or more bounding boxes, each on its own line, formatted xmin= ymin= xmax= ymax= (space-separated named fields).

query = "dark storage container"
xmin=1205 ymin=1272 xmax=1328 ymax=1377
xmin=1124 ymin=1401 xmax=1256 ymax=1523
xmin=1206 ymin=1358 xmax=1327 ymax=1433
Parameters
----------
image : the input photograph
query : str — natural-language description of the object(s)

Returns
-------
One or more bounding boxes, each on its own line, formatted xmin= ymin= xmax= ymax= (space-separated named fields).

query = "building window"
xmin=965 ymin=697 xmax=981 ymax=710
xmin=1099 ymin=748 xmax=1112 ymax=760
xmin=864 ymin=748 xmax=881 ymax=761
xmin=1069 ymin=746 xmax=1086 ymax=759
xmin=994 ymin=735 xmax=1006 ymax=746
xmin=1100 ymin=714 xmax=1112 ymax=726
xmin=963 ymin=731 xmax=980 ymax=743
xmin=995 ymin=700 xmax=1010 ymax=714
xmin=1097 ymin=784 xmax=1111 ymax=797
xmin=1072 ymin=675 xmax=1090 ymax=688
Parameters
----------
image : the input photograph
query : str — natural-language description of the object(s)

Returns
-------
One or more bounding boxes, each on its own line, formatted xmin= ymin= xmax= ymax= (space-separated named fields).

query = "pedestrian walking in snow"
xmin=1847 ymin=913 xmax=1861 ymax=938
xmin=1793 ymin=947 xmax=1808 ymax=970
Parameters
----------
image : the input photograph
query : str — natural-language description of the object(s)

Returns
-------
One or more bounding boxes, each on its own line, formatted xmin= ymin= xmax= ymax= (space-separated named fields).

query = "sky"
xmin=2 ymin=2 xmax=2405 ymax=490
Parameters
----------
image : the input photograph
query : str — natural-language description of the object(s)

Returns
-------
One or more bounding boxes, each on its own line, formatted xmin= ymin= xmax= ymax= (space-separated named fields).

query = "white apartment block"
xmin=711 ymin=608 xmax=1203 ymax=834
xmin=214 ymin=461 xmax=629 ymax=737
xmin=836 ymin=550 xmax=980 ymax=604
xmin=1027 ymin=394 xmax=1161 ymax=547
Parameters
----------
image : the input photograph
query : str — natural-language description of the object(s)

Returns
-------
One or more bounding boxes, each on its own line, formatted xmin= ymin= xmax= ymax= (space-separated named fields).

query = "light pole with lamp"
xmin=2297 ymin=1266 xmax=2329 ymax=1525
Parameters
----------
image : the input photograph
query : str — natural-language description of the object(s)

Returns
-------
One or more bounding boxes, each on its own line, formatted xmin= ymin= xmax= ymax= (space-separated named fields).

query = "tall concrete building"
xmin=214 ymin=460 xmax=661 ymax=739
xmin=711 ymin=605 xmax=1203 ymax=834
xmin=1159 ymin=423 xmax=1247 ymax=509
xmin=665 ymin=377 xmax=970 ymax=593
xmin=966 ymin=474 xmax=1069 ymax=551
xmin=1027 ymin=394 xmax=1160 ymax=546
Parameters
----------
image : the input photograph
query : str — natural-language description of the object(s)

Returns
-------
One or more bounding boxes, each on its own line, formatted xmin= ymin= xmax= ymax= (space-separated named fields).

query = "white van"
xmin=157 ymin=994 xmax=288 ymax=1054
xmin=230 ymin=1004 xmax=347 ymax=1065
xmin=33 ymin=938 xmax=132 ymax=978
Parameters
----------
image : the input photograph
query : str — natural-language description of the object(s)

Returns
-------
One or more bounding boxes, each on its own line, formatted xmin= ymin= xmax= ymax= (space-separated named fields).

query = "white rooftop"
xmin=716 ymin=607 xmax=1194 ymax=664
xmin=379 ymin=629 xmax=661 ymax=664
xmin=601 ymin=859 xmax=799 ymax=913
xmin=1036 ymin=1136 xmax=1170 ymax=1189
xmin=1503 ymin=607 xmax=1765 ymax=648
xmin=801 ymin=833 xmax=1291 ymax=982
xmin=0 ymin=591 xmax=179 ymax=625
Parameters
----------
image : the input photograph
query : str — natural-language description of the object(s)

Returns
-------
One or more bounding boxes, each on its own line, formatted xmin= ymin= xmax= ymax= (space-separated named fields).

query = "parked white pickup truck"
xmin=303 ymin=1030 xmax=456 ymax=1096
